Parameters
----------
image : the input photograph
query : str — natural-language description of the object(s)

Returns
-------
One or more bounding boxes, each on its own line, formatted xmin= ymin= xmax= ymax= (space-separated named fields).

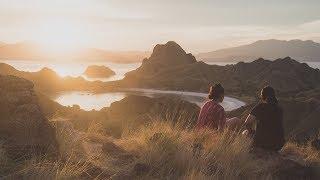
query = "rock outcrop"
xmin=108 ymin=95 xmax=200 ymax=127
xmin=83 ymin=65 xmax=115 ymax=78
xmin=0 ymin=75 xmax=58 ymax=158
xmin=124 ymin=41 xmax=197 ymax=84
xmin=0 ymin=63 xmax=110 ymax=92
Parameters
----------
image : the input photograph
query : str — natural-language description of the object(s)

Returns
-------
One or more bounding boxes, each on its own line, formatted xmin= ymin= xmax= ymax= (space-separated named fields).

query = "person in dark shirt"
xmin=244 ymin=86 xmax=285 ymax=151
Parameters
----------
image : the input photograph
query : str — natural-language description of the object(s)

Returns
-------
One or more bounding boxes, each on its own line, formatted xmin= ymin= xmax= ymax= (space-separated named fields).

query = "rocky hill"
xmin=198 ymin=39 xmax=320 ymax=62
xmin=125 ymin=41 xmax=196 ymax=78
xmin=0 ymin=63 xmax=111 ymax=92
xmin=121 ymin=41 xmax=320 ymax=97
xmin=83 ymin=65 xmax=115 ymax=78
xmin=0 ymin=75 xmax=58 ymax=158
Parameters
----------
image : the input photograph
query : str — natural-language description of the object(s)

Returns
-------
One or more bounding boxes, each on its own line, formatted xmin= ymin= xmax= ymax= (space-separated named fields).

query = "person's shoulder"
xmin=201 ymin=100 xmax=213 ymax=109
xmin=216 ymin=103 xmax=225 ymax=112
xmin=276 ymin=105 xmax=283 ymax=113
xmin=203 ymin=100 xmax=225 ymax=111
xmin=202 ymin=100 xmax=212 ymax=107
xmin=250 ymin=102 xmax=265 ymax=115
xmin=253 ymin=102 xmax=265 ymax=109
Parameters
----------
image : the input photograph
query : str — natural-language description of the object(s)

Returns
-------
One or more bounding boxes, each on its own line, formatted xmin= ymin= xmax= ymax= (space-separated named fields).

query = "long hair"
xmin=208 ymin=83 xmax=224 ymax=100
xmin=261 ymin=86 xmax=278 ymax=105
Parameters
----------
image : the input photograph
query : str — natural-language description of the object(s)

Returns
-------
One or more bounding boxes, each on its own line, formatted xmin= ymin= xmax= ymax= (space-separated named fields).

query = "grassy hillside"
xmin=1 ymin=75 xmax=319 ymax=179
xmin=0 ymin=121 xmax=318 ymax=179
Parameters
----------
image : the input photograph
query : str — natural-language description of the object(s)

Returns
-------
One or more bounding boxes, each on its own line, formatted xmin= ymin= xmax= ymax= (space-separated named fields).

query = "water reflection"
xmin=50 ymin=89 xmax=246 ymax=111
xmin=50 ymin=91 xmax=127 ymax=110
xmin=0 ymin=60 xmax=141 ymax=81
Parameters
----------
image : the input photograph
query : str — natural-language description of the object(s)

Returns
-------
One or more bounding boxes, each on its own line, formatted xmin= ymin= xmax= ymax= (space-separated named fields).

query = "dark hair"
xmin=208 ymin=83 xmax=224 ymax=100
xmin=261 ymin=86 xmax=278 ymax=105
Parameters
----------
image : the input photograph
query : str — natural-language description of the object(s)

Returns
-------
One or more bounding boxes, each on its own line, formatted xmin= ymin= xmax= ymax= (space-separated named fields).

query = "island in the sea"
xmin=83 ymin=65 xmax=116 ymax=78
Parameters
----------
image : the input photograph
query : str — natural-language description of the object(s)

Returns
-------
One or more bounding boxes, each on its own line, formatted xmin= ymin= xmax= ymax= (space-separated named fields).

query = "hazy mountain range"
xmin=0 ymin=42 xmax=150 ymax=63
xmin=197 ymin=39 xmax=320 ymax=62
xmin=1 ymin=39 xmax=320 ymax=63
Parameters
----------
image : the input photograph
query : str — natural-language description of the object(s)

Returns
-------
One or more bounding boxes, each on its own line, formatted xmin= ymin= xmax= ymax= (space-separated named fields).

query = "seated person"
xmin=196 ymin=83 xmax=241 ymax=131
xmin=244 ymin=86 xmax=285 ymax=151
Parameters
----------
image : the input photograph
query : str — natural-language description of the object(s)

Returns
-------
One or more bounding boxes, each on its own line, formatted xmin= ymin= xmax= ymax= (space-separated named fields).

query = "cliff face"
xmin=0 ymin=75 xmax=58 ymax=158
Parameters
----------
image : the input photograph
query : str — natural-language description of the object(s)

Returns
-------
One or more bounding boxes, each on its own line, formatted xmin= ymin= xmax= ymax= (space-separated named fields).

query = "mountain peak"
xmin=145 ymin=41 xmax=196 ymax=65
xmin=37 ymin=67 xmax=59 ymax=78
xmin=198 ymin=39 xmax=320 ymax=62
xmin=252 ymin=39 xmax=319 ymax=47
xmin=124 ymin=41 xmax=196 ymax=78
xmin=151 ymin=41 xmax=186 ymax=59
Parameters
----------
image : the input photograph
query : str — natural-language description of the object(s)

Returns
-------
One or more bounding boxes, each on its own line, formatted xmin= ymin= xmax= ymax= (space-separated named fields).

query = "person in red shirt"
xmin=196 ymin=83 xmax=241 ymax=131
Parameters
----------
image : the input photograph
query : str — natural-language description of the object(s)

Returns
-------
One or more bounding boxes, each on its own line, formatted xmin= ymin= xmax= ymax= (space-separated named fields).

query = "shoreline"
xmin=48 ymin=88 xmax=247 ymax=111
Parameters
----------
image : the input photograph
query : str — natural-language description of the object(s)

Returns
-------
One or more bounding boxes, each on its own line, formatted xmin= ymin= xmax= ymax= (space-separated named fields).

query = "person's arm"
xmin=244 ymin=114 xmax=256 ymax=135
xmin=243 ymin=104 xmax=261 ymax=135
xmin=217 ymin=108 xmax=227 ymax=132
xmin=195 ymin=107 xmax=204 ymax=129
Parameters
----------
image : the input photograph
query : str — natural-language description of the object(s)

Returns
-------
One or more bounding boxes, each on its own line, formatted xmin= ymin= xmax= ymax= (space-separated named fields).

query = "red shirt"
xmin=196 ymin=100 xmax=226 ymax=130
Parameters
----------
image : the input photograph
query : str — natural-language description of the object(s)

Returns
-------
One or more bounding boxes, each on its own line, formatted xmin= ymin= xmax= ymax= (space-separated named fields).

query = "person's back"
xmin=251 ymin=102 xmax=285 ymax=151
xmin=196 ymin=84 xmax=226 ymax=130
xmin=196 ymin=100 xmax=226 ymax=130
xmin=245 ymin=86 xmax=285 ymax=151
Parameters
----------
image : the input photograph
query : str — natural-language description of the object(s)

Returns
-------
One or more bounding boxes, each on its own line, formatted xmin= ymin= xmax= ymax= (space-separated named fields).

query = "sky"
xmin=0 ymin=0 xmax=320 ymax=53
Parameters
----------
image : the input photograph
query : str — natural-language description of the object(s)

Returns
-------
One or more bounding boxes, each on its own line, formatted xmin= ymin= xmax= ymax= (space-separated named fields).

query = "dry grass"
xmin=0 ymin=120 xmax=319 ymax=179
xmin=282 ymin=141 xmax=320 ymax=165
xmin=117 ymin=122 xmax=273 ymax=179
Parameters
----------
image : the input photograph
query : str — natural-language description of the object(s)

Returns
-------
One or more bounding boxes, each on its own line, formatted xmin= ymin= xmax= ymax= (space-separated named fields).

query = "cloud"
xmin=300 ymin=20 xmax=320 ymax=31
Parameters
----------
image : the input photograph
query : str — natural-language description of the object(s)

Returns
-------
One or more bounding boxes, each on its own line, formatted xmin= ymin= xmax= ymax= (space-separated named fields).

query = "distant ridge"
xmin=0 ymin=42 xmax=150 ymax=63
xmin=197 ymin=39 xmax=320 ymax=62
xmin=122 ymin=41 xmax=320 ymax=95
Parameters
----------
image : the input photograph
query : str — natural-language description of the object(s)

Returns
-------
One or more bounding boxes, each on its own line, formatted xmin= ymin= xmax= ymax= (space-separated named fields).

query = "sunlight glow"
xmin=32 ymin=19 xmax=89 ymax=54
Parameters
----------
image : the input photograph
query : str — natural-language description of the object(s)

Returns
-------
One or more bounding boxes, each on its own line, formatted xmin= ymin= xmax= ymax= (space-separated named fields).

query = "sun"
xmin=33 ymin=19 xmax=89 ymax=54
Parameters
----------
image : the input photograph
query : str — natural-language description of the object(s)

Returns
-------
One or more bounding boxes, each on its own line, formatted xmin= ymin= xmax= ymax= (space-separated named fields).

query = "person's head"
xmin=261 ymin=86 xmax=278 ymax=105
xmin=208 ymin=83 xmax=224 ymax=102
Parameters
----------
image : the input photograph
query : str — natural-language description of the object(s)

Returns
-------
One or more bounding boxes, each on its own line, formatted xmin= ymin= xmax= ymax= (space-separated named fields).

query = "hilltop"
xmin=125 ymin=41 xmax=196 ymax=77
xmin=198 ymin=39 xmax=320 ymax=62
